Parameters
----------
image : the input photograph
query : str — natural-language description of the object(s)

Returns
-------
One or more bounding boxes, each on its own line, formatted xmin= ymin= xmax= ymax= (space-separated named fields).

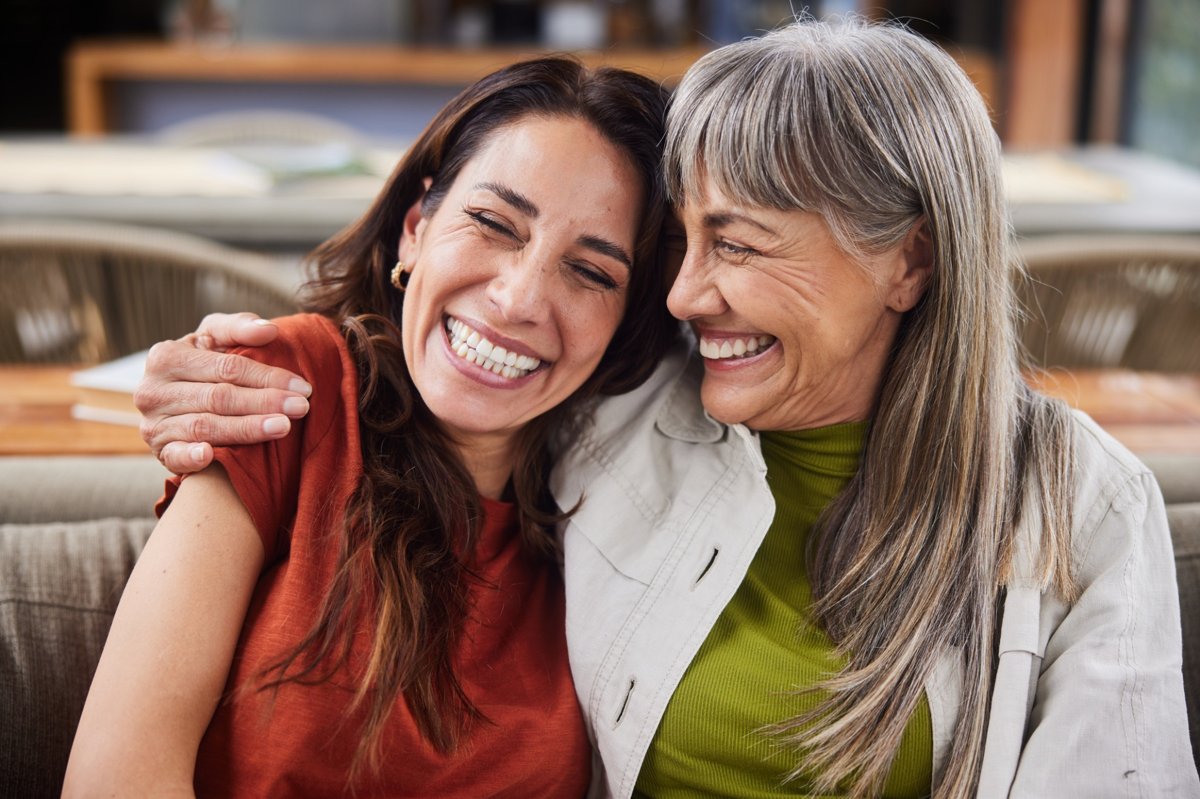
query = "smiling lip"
xmin=441 ymin=315 xmax=548 ymax=387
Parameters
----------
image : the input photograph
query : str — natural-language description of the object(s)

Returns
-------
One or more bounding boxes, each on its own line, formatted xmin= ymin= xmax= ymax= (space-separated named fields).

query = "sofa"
xmin=1 ymin=456 xmax=163 ymax=798
xmin=2 ymin=453 xmax=1197 ymax=797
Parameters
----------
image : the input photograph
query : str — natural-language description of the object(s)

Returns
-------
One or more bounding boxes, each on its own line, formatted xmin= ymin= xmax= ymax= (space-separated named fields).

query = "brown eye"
xmin=717 ymin=240 xmax=755 ymax=256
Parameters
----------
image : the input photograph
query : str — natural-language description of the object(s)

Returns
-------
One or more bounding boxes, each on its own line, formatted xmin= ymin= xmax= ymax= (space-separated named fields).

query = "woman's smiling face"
xmin=668 ymin=178 xmax=930 ymax=432
xmin=398 ymin=115 xmax=641 ymax=450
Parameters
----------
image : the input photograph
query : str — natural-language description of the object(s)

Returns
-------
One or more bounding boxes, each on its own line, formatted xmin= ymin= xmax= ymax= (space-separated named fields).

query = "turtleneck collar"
xmin=760 ymin=422 xmax=866 ymax=505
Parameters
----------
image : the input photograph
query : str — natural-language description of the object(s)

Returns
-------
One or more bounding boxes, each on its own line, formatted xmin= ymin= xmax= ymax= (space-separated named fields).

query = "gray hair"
xmin=666 ymin=15 xmax=1006 ymax=265
xmin=666 ymin=17 xmax=1075 ymax=798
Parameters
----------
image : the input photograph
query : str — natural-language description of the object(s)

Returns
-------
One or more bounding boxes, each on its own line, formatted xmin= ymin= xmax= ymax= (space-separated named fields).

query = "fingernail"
xmin=288 ymin=378 xmax=313 ymax=396
xmin=282 ymin=396 xmax=309 ymax=416
xmin=263 ymin=416 xmax=290 ymax=436
xmin=190 ymin=444 xmax=207 ymax=463
xmin=252 ymin=318 xmax=273 ymax=327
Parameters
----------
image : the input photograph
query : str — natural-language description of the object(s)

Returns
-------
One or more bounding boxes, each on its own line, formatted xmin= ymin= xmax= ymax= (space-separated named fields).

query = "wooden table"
xmin=0 ymin=365 xmax=147 ymax=455
xmin=1025 ymin=368 xmax=1200 ymax=455
xmin=2 ymin=365 xmax=1199 ymax=457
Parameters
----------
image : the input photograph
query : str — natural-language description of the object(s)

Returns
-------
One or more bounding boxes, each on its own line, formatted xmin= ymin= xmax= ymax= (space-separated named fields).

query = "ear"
xmin=886 ymin=219 xmax=933 ymax=313
xmin=397 ymin=177 xmax=434 ymax=264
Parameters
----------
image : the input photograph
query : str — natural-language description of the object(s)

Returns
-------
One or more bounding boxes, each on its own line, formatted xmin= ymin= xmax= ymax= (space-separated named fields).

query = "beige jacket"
xmin=552 ymin=345 xmax=1199 ymax=798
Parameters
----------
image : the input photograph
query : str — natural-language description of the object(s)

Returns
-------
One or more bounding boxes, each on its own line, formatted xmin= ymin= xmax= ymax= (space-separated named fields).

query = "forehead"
xmin=463 ymin=116 xmax=621 ymax=178
xmin=455 ymin=116 xmax=642 ymax=215
xmin=674 ymin=178 xmax=774 ymax=228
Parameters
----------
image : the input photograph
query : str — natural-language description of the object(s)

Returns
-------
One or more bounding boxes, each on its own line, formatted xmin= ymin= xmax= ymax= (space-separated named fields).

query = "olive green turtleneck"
xmin=634 ymin=422 xmax=932 ymax=798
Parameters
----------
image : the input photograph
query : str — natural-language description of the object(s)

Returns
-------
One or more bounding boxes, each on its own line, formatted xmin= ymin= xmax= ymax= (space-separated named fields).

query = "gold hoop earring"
xmin=390 ymin=260 xmax=410 ymax=291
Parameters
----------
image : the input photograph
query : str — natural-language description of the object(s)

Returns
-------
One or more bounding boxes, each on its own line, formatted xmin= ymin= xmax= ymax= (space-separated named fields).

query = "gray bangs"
xmin=665 ymin=36 xmax=853 ymax=215
xmin=664 ymin=16 xmax=988 ymax=259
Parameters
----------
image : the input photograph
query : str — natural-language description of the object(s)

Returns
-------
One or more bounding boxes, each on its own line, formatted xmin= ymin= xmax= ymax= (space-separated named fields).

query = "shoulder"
xmin=1069 ymin=410 xmax=1150 ymax=487
xmin=1067 ymin=410 xmax=1157 ymax=538
xmin=240 ymin=313 xmax=357 ymax=438
xmin=1063 ymin=411 xmax=1167 ymax=586
xmin=245 ymin=313 xmax=350 ymax=382
xmin=203 ymin=314 xmax=361 ymax=556
xmin=1006 ymin=411 xmax=1161 ymax=591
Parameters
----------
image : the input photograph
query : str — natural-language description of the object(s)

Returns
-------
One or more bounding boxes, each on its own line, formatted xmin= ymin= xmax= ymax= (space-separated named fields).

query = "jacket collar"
xmin=654 ymin=353 xmax=726 ymax=444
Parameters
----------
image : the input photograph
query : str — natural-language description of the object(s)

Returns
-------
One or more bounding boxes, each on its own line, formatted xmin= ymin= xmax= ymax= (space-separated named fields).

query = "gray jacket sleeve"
xmin=1009 ymin=426 xmax=1199 ymax=796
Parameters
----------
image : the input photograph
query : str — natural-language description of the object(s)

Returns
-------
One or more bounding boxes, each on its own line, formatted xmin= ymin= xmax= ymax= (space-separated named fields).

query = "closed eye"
xmin=566 ymin=260 xmax=619 ymax=291
xmin=466 ymin=210 xmax=519 ymax=241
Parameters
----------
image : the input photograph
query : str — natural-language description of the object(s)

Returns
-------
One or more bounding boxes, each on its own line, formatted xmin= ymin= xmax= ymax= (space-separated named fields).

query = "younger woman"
xmin=64 ymin=58 xmax=674 ymax=797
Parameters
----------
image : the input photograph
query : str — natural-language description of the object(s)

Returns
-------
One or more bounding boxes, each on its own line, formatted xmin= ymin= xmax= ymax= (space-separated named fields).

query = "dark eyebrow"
xmin=702 ymin=211 xmax=778 ymax=237
xmin=475 ymin=182 xmax=539 ymax=218
xmin=476 ymin=181 xmax=631 ymax=270
xmin=579 ymin=235 xmax=633 ymax=271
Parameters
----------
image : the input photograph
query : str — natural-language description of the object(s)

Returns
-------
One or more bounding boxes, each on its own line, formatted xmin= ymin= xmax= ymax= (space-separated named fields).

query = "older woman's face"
xmin=669 ymin=179 xmax=929 ymax=431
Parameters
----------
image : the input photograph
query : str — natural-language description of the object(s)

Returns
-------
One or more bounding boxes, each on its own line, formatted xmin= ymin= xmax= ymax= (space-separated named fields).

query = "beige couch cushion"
xmin=0 ymin=517 xmax=154 ymax=799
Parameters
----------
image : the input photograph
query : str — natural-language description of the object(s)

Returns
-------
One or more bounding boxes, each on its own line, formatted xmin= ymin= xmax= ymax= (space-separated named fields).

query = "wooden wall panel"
xmin=1004 ymin=0 xmax=1086 ymax=146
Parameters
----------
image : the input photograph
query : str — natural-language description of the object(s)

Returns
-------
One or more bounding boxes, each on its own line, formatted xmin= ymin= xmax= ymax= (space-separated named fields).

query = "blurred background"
xmin=0 ymin=0 xmax=1198 ymax=449
xmin=0 ymin=6 xmax=1199 ymax=780
xmin=0 ymin=0 xmax=1196 ymax=158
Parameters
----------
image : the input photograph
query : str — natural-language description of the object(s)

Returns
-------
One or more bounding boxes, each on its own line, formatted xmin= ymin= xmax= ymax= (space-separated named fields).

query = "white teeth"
xmin=699 ymin=334 xmax=777 ymax=361
xmin=444 ymin=316 xmax=542 ymax=379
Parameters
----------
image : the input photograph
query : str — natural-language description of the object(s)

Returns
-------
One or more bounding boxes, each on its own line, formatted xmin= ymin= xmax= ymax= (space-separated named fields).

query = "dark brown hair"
xmin=258 ymin=57 xmax=674 ymax=774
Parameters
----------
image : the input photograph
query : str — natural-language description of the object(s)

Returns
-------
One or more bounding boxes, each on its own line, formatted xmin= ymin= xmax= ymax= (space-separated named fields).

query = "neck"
xmin=454 ymin=431 xmax=517 ymax=501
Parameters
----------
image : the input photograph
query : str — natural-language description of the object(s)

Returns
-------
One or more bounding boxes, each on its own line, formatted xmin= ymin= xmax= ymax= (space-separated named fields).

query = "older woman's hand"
xmin=135 ymin=313 xmax=312 ymax=473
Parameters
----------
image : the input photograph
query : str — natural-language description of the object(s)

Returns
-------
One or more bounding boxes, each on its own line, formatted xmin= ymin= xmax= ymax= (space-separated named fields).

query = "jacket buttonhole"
xmin=693 ymin=548 xmax=719 ymax=586
xmin=614 ymin=678 xmax=635 ymax=727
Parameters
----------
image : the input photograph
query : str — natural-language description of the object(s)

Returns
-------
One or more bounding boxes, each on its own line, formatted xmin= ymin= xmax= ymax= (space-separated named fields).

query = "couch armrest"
xmin=0 ymin=456 xmax=166 ymax=524
xmin=1142 ymin=454 xmax=1200 ymax=506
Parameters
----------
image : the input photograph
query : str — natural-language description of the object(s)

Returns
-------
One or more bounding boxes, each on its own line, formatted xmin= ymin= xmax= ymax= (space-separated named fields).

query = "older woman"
xmin=132 ymin=17 xmax=1197 ymax=799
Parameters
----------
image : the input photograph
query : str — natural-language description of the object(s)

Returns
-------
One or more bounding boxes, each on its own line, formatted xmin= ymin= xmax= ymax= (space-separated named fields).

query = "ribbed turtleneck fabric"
xmin=634 ymin=422 xmax=932 ymax=798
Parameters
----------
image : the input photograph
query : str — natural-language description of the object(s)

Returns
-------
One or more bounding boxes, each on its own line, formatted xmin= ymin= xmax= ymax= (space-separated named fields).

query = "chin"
xmin=698 ymin=392 xmax=747 ymax=428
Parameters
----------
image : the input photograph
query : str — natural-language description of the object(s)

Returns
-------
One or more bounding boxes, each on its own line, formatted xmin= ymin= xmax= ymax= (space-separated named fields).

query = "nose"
xmin=486 ymin=251 xmax=553 ymax=325
xmin=667 ymin=249 xmax=726 ymax=321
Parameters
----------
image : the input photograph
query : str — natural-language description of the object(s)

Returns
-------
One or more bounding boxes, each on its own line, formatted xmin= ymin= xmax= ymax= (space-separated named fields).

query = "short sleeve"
xmin=157 ymin=314 xmax=358 ymax=563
